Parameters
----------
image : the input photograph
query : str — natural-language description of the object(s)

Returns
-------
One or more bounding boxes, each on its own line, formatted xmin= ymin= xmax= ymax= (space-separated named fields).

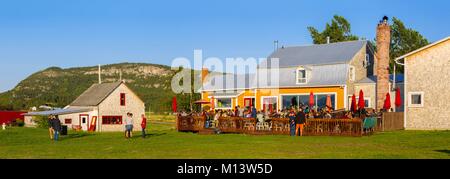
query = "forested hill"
xmin=0 ymin=63 xmax=200 ymax=112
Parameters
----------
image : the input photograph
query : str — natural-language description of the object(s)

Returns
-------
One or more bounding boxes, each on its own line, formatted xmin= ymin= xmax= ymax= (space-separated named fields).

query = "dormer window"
xmin=296 ymin=67 xmax=307 ymax=84
xmin=349 ymin=66 xmax=356 ymax=82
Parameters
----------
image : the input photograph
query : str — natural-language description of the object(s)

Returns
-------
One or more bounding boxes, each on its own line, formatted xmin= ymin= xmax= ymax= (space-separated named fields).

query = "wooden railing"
xmin=178 ymin=116 xmax=363 ymax=136
xmin=304 ymin=118 xmax=362 ymax=137
xmin=176 ymin=116 xmax=205 ymax=132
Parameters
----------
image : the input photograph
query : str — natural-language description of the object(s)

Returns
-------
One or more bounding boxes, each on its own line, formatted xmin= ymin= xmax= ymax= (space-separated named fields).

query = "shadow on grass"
xmin=62 ymin=133 xmax=92 ymax=140
xmin=435 ymin=150 xmax=450 ymax=155
xmin=145 ymin=132 xmax=167 ymax=137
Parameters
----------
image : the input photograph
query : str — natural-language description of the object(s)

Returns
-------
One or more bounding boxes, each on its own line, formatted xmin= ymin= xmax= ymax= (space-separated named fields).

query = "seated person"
xmin=256 ymin=112 xmax=264 ymax=123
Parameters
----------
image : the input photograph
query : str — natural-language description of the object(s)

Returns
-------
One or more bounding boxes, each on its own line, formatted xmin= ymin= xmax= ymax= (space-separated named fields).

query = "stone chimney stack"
xmin=376 ymin=16 xmax=391 ymax=110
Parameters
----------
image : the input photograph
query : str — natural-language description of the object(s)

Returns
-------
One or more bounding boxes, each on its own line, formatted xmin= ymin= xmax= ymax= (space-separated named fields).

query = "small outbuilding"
xmin=24 ymin=81 xmax=145 ymax=132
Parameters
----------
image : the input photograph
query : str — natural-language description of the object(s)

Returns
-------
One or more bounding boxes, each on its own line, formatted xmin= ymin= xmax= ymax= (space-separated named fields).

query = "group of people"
xmin=123 ymin=113 xmax=148 ymax=139
xmin=45 ymin=113 xmax=149 ymax=141
xmin=47 ymin=115 xmax=62 ymax=141
xmin=179 ymin=103 xmax=382 ymax=137
xmin=287 ymin=107 xmax=307 ymax=136
xmin=185 ymin=104 xmax=337 ymax=128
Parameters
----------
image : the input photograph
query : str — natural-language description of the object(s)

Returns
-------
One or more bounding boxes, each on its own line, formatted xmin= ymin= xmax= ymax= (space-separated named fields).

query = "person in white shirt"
xmin=124 ymin=113 xmax=134 ymax=139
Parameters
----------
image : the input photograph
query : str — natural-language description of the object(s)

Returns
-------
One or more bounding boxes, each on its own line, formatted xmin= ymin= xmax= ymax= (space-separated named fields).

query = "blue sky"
xmin=0 ymin=0 xmax=449 ymax=92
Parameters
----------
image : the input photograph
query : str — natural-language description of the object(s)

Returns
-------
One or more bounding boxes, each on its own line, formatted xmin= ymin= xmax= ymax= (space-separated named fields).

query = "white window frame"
xmin=214 ymin=97 xmax=233 ymax=109
xmin=349 ymin=65 xmax=356 ymax=82
xmin=296 ymin=67 xmax=308 ymax=84
xmin=280 ymin=92 xmax=338 ymax=110
xmin=408 ymin=92 xmax=424 ymax=108
xmin=260 ymin=96 xmax=279 ymax=111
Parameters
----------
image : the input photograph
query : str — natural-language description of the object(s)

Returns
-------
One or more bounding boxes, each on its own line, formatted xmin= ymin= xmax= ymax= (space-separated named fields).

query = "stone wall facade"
xmin=353 ymin=83 xmax=376 ymax=109
xmin=98 ymin=83 xmax=146 ymax=132
xmin=347 ymin=44 xmax=370 ymax=97
xmin=405 ymin=39 xmax=450 ymax=130
xmin=347 ymin=42 xmax=376 ymax=110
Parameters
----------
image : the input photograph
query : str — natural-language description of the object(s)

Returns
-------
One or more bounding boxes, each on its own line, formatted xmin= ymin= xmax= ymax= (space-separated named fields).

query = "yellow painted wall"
xmin=202 ymin=86 xmax=345 ymax=111
xmin=255 ymin=87 xmax=345 ymax=110
xmin=237 ymin=89 xmax=256 ymax=107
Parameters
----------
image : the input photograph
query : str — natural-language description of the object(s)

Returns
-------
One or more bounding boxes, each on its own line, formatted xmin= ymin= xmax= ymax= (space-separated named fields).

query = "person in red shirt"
xmin=141 ymin=114 xmax=147 ymax=138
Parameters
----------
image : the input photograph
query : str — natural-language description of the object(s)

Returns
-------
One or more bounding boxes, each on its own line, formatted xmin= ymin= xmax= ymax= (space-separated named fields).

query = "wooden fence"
xmin=380 ymin=112 xmax=404 ymax=131
xmin=178 ymin=116 xmax=363 ymax=136
xmin=176 ymin=116 xmax=205 ymax=132
xmin=304 ymin=118 xmax=362 ymax=137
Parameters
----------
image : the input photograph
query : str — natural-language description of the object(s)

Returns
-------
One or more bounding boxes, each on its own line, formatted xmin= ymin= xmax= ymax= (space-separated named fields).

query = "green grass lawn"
xmin=0 ymin=122 xmax=449 ymax=159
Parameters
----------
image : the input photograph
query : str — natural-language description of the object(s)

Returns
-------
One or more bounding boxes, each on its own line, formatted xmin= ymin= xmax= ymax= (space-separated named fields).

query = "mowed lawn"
xmin=0 ymin=122 xmax=449 ymax=159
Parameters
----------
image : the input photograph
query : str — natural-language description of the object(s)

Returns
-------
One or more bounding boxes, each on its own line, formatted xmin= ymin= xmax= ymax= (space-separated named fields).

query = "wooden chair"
xmin=273 ymin=122 xmax=283 ymax=131
xmin=256 ymin=122 xmax=264 ymax=131
xmin=263 ymin=122 xmax=271 ymax=131
xmin=244 ymin=121 xmax=255 ymax=131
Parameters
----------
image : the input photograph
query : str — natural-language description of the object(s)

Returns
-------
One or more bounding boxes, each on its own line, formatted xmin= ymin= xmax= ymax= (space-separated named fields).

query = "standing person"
xmin=238 ymin=106 xmax=244 ymax=117
xmin=124 ymin=113 xmax=134 ymax=139
xmin=51 ymin=115 xmax=62 ymax=141
xmin=141 ymin=114 xmax=147 ymax=138
xmin=48 ymin=115 xmax=54 ymax=140
xmin=213 ymin=110 xmax=221 ymax=128
xmin=288 ymin=109 xmax=296 ymax=136
xmin=251 ymin=106 xmax=257 ymax=118
xmin=295 ymin=108 xmax=306 ymax=136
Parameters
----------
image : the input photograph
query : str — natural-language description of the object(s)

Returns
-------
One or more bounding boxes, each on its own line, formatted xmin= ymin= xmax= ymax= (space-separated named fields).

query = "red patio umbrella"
xmin=358 ymin=89 xmax=365 ymax=110
xmin=309 ymin=91 xmax=315 ymax=107
xmin=351 ymin=94 xmax=357 ymax=113
xmin=326 ymin=95 xmax=332 ymax=112
xmin=384 ymin=93 xmax=392 ymax=110
xmin=194 ymin=99 xmax=211 ymax=104
xmin=172 ymin=97 xmax=177 ymax=113
xmin=395 ymin=88 xmax=402 ymax=107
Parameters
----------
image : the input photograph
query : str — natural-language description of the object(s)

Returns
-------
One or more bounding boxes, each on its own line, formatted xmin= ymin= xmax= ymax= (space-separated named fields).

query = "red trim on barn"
xmin=102 ymin=116 xmax=123 ymax=125
xmin=0 ymin=111 xmax=26 ymax=124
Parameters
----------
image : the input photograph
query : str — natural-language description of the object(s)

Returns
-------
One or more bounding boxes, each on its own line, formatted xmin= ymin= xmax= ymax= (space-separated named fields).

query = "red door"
xmin=244 ymin=98 xmax=253 ymax=107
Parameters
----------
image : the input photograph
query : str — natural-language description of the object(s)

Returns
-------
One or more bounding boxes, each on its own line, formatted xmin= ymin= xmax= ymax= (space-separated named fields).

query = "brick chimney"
xmin=376 ymin=16 xmax=391 ymax=110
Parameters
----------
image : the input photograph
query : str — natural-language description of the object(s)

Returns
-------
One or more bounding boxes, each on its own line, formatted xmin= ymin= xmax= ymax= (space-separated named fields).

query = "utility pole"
xmin=98 ymin=64 xmax=102 ymax=84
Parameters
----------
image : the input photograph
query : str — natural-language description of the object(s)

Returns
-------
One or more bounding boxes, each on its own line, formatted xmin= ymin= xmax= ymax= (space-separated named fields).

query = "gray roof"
xmin=356 ymin=75 xmax=405 ymax=84
xmin=356 ymin=76 xmax=377 ymax=84
xmin=24 ymin=107 xmax=94 ymax=116
xmin=201 ymin=41 xmax=368 ymax=91
xmin=70 ymin=82 xmax=122 ymax=106
xmin=203 ymin=64 xmax=348 ymax=91
xmin=209 ymin=91 xmax=244 ymax=97
xmin=260 ymin=40 xmax=367 ymax=68
xmin=203 ymin=73 xmax=255 ymax=91
xmin=257 ymin=64 xmax=348 ymax=88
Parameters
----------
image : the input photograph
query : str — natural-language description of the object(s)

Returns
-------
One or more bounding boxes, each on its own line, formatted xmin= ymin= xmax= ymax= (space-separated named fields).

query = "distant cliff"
xmin=0 ymin=63 xmax=200 ymax=112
